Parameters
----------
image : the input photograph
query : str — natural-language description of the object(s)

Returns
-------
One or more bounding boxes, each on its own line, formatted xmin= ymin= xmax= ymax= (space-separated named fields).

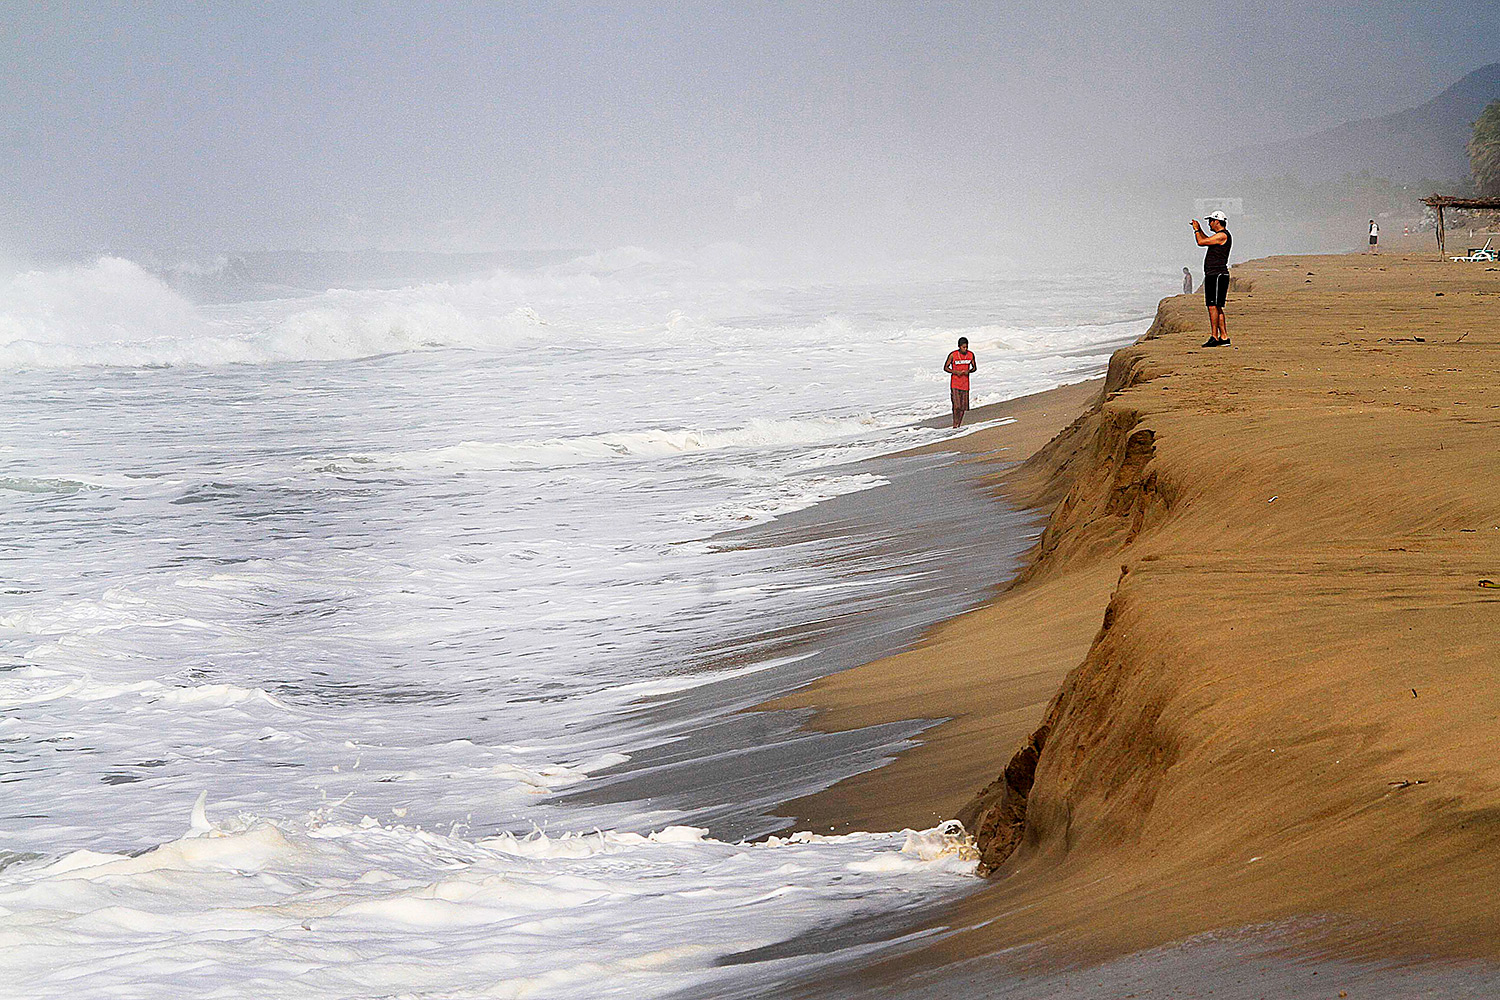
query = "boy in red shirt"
xmin=943 ymin=337 xmax=977 ymax=428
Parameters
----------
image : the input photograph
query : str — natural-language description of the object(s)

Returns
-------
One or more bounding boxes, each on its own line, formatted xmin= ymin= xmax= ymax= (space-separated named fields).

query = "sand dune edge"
xmin=783 ymin=249 xmax=1500 ymax=967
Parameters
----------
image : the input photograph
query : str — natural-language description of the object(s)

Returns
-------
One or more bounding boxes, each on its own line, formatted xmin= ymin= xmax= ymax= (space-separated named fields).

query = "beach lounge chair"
xmin=1450 ymin=237 xmax=1496 ymax=262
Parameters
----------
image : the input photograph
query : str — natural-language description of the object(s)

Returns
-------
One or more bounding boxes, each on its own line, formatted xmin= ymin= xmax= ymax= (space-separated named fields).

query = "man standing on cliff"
xmin=944 ymin=337 xmax=976 ymax=428
xmin=1192 ymin=210 xmax=1232 ymax=347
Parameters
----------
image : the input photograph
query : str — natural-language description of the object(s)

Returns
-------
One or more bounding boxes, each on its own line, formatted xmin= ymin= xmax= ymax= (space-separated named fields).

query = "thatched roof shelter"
xmin=1420 ymin=195 xmax=1500 ymax=257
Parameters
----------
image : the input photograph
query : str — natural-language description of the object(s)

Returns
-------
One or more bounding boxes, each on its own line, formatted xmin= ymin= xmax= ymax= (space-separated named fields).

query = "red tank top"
xmin=947 ymin=350 xmax=975 ymax=390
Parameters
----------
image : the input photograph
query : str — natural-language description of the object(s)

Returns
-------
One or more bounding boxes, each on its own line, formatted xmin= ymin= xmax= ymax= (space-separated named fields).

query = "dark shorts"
xmin=1204 ymin=272 xmax=1229 ymax=309
xmin=1370 ymin=235 xmax=1378 ymax=245
xmin=950 ymin=388 xmax=969 ymax=411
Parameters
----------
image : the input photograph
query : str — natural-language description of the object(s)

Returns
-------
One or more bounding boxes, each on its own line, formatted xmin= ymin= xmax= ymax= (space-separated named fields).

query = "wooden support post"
xmin=1422 ymin=197 xmax=1500 ymax=257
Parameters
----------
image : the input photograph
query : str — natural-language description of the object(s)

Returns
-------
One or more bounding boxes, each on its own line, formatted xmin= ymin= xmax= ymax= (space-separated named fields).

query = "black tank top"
xmin=1204 ymin=230 xmax=1232 ymax=275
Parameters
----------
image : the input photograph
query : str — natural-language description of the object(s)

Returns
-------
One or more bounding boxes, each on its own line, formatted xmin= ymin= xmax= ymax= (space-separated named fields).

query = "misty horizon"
xmin=3 ymin=2 xmax=1498 ymax=258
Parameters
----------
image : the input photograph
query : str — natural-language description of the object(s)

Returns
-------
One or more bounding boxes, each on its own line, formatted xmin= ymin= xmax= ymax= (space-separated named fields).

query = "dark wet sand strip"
xmin=554 ymin=406 xmax=1080 ymax=839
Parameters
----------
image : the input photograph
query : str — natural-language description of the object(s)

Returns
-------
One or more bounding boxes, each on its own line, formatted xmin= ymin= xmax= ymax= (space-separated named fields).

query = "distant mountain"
xmin=1221 ymin=62 xmax=1500 ymax=183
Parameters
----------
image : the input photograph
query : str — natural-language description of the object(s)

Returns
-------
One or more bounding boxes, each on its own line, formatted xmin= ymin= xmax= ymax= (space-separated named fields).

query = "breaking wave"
xmin=0 ymin=256 xmax=554 ymax=368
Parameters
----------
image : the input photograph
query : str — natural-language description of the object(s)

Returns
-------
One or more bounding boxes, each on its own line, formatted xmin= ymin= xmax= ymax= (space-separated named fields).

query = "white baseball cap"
xmin=1206 ymin=210 xmax=1228 ymax=221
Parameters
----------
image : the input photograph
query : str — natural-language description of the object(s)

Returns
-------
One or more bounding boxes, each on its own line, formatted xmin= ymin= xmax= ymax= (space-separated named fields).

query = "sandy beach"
xmin=13 ymin=10 xmax=1500 ymax=997
xmin=772 ymin=247 xmax=1500 ymax=985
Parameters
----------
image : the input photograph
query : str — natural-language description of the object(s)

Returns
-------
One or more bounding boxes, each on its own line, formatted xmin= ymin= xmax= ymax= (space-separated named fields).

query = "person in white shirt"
xmin=1369 ymin=220 xmax=1379 ymax=252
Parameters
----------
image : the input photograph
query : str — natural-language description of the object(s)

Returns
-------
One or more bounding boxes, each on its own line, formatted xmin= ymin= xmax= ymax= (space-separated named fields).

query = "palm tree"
xmin=1471 ymin=100 xmax=1500 ymax=197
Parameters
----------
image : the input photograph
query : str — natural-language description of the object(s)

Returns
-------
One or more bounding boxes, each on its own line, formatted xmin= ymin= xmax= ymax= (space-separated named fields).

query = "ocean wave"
xmin=0 ymin=476 xmax=96 ymax=495
xmin=0 ymin=666 xmax=289 ymax=712
xmin=905 ymin=316 xmax=1150 ymax=358
xmin=0 ymin=246 xmax=784 ymax=369
xmin=0 ymin=256 xmax=558 ymax=368
xmin=343 ymin=415 xmax=885 ymax=471
xmin=0 ymin=249 xmax=1150 ymax=370
xmin=0 ymin=257 xmax=212 ymax=366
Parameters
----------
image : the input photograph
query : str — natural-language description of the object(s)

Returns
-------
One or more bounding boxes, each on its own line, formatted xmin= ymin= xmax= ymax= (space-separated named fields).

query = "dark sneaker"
xmin=1202 ymin=336 xmax=1221 ymax=347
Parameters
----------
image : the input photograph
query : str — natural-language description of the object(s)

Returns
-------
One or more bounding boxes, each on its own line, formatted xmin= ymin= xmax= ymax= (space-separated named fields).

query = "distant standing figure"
xmin=1369 ymin=219 xmax=1379 ymax=251
xmin=1192 ymin=210 xmax=1232 ymax=348
xmin=944 ymin=337 xmax=976 ymax=429
xmin=1182 ymin=267 xmax=1193 ymax=294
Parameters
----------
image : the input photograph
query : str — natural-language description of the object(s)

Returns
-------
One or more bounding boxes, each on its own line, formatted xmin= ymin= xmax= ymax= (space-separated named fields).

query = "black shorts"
xmin=1370 ymin=235 xmax=1378 ymax=245
xmin=1204 ymin=272 xmax=1229 ymax=309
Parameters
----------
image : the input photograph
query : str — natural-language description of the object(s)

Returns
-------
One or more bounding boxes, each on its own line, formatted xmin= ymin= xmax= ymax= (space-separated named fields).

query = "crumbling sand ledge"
xmin=778 ymin=250 xmax=1500 ymax=971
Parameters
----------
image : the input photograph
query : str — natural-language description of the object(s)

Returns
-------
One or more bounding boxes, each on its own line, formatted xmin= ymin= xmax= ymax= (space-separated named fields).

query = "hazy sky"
xmin=2 ymin=1 xmax=1497 ymax=253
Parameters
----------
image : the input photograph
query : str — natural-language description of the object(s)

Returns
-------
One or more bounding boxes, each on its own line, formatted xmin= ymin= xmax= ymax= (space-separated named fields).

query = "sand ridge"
xmin=775 ymin=249 xmax=1500 ymax=969
xmin=765 ymin=378 xmax=1112 ymax=836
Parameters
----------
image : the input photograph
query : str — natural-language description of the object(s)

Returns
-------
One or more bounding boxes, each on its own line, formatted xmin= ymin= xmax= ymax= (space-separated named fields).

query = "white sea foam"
xmin=0 ymin=802 xmax=975 ymax=999
xmin=365 ymin=416 xmax=882 ymax=471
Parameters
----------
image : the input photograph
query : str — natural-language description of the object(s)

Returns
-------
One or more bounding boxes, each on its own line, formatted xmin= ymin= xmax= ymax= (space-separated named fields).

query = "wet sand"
xmin=553 ymin=434 xmax=1051 ymax=840
xmin=767 ymin=249 xmax=1500 ymax=990
xmin=764 ymin=378 xmax=1110 ymax=836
